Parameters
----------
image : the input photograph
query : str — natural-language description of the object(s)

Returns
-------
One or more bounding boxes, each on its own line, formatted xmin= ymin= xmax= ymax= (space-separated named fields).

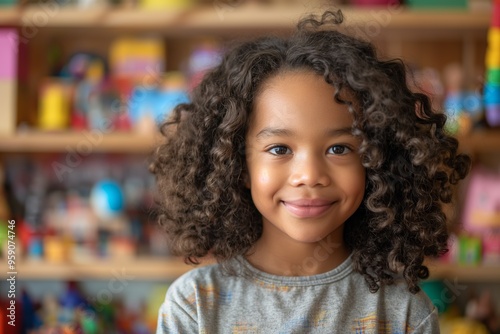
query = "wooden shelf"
xmin=0 ymin=257 xmax=498 ymax=281
xmin=427 ymin=262 xmax=500 ymax=282
xmin=0 ymin=130 xmax=498 ymax=154
xmin=0 ymin=6 xmax=18 ymax=25
xmin=0 ymin=131 xmax=162 ymax=153
xmin=0 ymin=5 xmax=491 ymax=36
xmin=0 ymin=257 xmax=195 ymax=280
xmin=458 ymin=130 xmax=500 ymax=154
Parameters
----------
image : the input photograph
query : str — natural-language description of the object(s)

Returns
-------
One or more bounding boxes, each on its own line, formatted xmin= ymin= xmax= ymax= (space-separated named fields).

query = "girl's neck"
xmin=245 ymin=233 xmax=350 ymax=277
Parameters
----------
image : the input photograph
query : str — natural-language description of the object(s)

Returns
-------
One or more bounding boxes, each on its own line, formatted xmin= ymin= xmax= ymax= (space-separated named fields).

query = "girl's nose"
xmin=289 ymin=155 xmax=331 ymax=187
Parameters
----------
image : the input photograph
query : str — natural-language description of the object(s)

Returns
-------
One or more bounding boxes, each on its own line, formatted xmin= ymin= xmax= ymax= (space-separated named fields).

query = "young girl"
xmin=151 ymin=10 xmax=470 ymax=333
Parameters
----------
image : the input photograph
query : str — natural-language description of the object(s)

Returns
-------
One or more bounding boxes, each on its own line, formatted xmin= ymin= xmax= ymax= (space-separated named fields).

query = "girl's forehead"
xmin=256 ymin=70 xmax=358 ymax=109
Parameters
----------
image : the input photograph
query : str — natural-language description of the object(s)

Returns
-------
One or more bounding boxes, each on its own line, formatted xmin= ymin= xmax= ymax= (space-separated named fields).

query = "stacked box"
xmin=0 ymin=29 xmax=17 ymax=135
xmin=485 ymin=0 xmax=500 ymax=126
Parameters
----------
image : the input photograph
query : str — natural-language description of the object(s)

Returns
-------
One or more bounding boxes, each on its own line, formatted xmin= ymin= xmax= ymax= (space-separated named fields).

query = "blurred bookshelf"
xmin=0 ymin=5 xmax=492 ymax=34
xmin=0 ymin=258 xmax=498 ymax=281
xmin=0 ymin=1 xmax=500 ymax=332
xmin=0 ymin=131 xmax=161 ymax=153
xmin=0 ymin=257 xmax=193 ymax=280
xmin=0 ymin=129 xmax=498 ymax=153
xmin=0 ymin=0 xmax=498 ymax=283
xmin=426 ymin=261 xmax=500 ymax=282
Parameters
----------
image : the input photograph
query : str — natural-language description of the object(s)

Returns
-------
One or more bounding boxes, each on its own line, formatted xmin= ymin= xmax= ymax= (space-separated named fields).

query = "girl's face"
xmin=245 ymin=70 xmax=365 ymax=247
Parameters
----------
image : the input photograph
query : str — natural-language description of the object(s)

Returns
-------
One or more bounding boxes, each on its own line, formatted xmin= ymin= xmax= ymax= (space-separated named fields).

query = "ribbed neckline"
xmin=236 ymin=253 xmax=354 ymax=287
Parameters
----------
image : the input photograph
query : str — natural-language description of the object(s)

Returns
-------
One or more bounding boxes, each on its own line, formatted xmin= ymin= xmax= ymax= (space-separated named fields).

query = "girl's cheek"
xmin=256 ymin=168 xmax=271 ymax=185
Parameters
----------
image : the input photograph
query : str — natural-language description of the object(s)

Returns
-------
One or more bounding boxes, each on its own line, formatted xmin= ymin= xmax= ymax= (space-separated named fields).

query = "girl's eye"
xmin=268 ymin=146 xmax=291 ymax=155
xmin=328 ymin=145 xmax=352 ymax=155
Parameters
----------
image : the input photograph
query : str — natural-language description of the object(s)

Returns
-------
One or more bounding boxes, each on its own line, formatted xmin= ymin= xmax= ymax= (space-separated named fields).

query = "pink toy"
xmin=483 ymin=232 xmax=500 ymax=264
xmin=0 ymin=29 xmax=17 ymax=80
xmin=462 ymin=167 xmax=500 ymax=232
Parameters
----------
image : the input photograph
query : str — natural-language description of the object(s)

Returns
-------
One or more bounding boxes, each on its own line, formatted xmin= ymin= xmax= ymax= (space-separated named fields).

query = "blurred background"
xmin=0 ymin=0 xmax=500 ymax=333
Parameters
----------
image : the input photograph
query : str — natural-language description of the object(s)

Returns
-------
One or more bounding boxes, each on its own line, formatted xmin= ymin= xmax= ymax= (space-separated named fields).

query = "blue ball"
xmin=90 ymin=180 xmax=125 ymax=220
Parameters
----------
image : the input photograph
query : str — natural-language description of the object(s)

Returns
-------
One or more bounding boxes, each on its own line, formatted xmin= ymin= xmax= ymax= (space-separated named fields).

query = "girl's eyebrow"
xmin=255 ymin=127 xmax=354 ymax=140
xmin=255 ymin=127 xmax=294 ymax=140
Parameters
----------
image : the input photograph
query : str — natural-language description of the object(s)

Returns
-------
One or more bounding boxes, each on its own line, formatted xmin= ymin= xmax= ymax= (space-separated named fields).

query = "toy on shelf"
xmin=38 ymin=79 xmax=71 ymax=131
xmin=109 ymin=37 xmax=165 ymax=83
xmin=458 ymin=234 xmax=482 ymax=266
xmin=67 ymin=52 xmax=128 ymax=132
xmin=442 ymin=63 xmax=483 ymax=135
xmin=109 ymin=37 xmax=174 ymax=132
xmin=187 ymin=41 xmax=222 ymax=92
xmin=462 ymin=167 xmax=500 ymax=233
xmin=461 ymin=167 xmax=500 ymax=266
xmin=129 ymin=71 xmax=189 ymax=133
xmin=484 ymin=1 xmax=500 ymax=127
xmin=90 ymin=179 xmax=124 ymax=220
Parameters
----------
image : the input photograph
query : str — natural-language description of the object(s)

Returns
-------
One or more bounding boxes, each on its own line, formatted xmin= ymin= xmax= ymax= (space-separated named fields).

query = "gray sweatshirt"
xmin=156 ymin=254 xmax=439 ymax=333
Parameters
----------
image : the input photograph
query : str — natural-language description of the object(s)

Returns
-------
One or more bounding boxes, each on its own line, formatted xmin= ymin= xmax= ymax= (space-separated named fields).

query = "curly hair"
xmin=149 ymin=10 xmax=471 ymax=294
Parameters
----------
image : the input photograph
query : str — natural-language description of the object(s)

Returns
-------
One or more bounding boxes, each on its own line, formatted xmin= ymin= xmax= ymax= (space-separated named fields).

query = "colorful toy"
xmin=482 ymin=232 xmax=500 ymax=264
xmin=38 ymin=79 xmax=71 ymax=130
xmin=443 ymin=63 xmax=483 ymax=134
xmin=187 ymin=41 xmax=222 ymax=91
xmin=458 ymin=234 xmax=482 ymax=266
xmin=461 ymin=167 xmax=500 ymax=266
xmin=462 ymin=167 xmax=500 ymax=232
xmin=90 ymin=179 xmax=125 ymax=220
xmin=484 ymin=1 xmax=500 ymax=127
xmin=109 ymin=37 xmax=165 ymax=82
xmin=129 ymin=71 xmax=189 ymax=130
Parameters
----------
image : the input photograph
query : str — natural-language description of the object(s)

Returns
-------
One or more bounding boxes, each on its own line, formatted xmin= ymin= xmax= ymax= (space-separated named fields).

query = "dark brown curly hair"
xmin=149 ymin=10 xmax=471 ymax=294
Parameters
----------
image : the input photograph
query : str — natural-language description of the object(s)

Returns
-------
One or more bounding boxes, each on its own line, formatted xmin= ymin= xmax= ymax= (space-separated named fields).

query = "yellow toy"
xmin=38 ymin=80 xmax=70 ymax=130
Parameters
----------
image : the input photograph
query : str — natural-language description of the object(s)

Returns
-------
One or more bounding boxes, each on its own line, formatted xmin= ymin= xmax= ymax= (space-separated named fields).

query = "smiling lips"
xmin=282 ymin=199 xmax=334 ymax=218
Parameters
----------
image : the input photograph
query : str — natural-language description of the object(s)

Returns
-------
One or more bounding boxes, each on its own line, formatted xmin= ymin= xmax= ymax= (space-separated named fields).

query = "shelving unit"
xmin=426 ymin=262 xmax=500 ymax=283
xmin=0 ymin=129 xmax=497 ymax=153
xmin=0 ymin=5 xmax=491 ymax=33
xmin=1 ymin=3 xmax=499 ymax=285
xmin=0 ymin=131 xmax=161 ymax=153
xmin=0 ymin=257 xmax=194 ymax=280
xmin=0 ymin=258 xmax=498 ymax=282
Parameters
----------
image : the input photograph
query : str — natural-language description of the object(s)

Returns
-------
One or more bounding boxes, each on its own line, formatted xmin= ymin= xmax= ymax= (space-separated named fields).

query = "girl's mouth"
xmin=281 ymin=199 xmax=333 ymax=218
